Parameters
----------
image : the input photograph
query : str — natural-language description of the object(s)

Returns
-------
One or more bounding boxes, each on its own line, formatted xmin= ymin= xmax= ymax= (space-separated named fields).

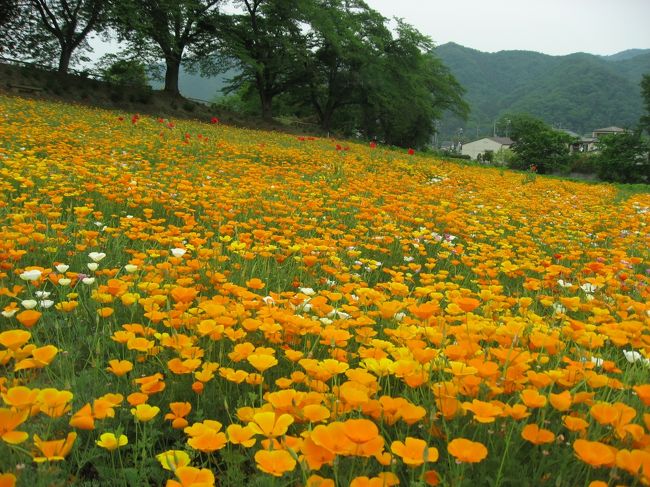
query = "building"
xmin=461 ymin=137 xmax=513 ymax=160
xmin=560 ymin=129 xmax=598 ymax=153
xmin=592 ymin=126 xmax=626 ymax=138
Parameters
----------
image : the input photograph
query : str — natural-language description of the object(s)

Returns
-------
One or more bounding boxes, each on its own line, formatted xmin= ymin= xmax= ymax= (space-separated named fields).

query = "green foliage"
xmin=101 ymin=57 xmax=148 ymax=87
xmin=212 ymin=0 xmax=311 ymax=120
xmin=595 ymin=130 xmax=650 ymax=184
xmin=111 ymin=0 xmax=221 ymax=94
xmin=493 ymin=147 xmax=516 ymax=166
xmin=359 ymin=21 xmax=467 ymax=148
xmin=1 ymin=0 xmax=107 ymax=73
xmin=641 ymin=73 xmax=650 ymax=135
xmin=504 ymin=114 xmax=574 ymax=173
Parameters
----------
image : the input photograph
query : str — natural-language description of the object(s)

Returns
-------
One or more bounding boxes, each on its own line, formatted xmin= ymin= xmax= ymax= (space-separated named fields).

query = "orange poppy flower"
xmin=562 ymin=415 xmax=589 ymax=433
xmin=37 ymin=388 xmax=73 ymax=418
xmin=549 ymin=391 xmax=572 ymax=411
xmin=521 ymin=424 xmax=555 ymax=445
xmin=106 ymin=359 xmax=133 ymax=376
xmin=226 ymin=424 xmax=256 ymax=447
xmin=616 ymin=449 xmax=650 ymax=477
xmin=247 ymin=354 xmax=278 ymax=372
xmin=455 ymin=297 xmax=480 ymax=313
xmin=165 ymin=402 xmax=192 ymax=429
xmin=0 ymin=330 xmax=31 ymax=350
xmin=0 ymin=473 xmax=16 ymax=487
xmin=254 ymin=449 xmax=297 ymax=476
xmin=447 ymin=438 xmax=488 ymax=463
xmin=633 ymin=385 xmax=650 ymax=406
xmin=310 ymin=422 xmax=355 ymax=455
xmin=246 ymin=278 xmax=265 ymax=290
xmin=15 ymin=310 xmax=41 ymax=328
xmin=14 ymin=345 xmax=58 ymax=371
xmin=69 ymin=403 xmax=95 ymax=430
xmin=33 ymin=432 xmax=77 ymax=462
xmin=248 ymin=412 xmax=293 ymax=438
xmin=184 ymin=420 xmax=227 ymax=453
xmin=590 ymin=402 xmax=620 ymax=426
xmin=520 ymin=389 xmax=547 ymax=408
xmin=1 ymin=386 xmax=40 ymax=416
xmin=0 ymin=408 xmax=29 ymax=444
xmin=127 ymin=392 xmax=149 ymax=406
xmin=391 ymin=437 xmax=438 ymax=466
xmin=463 ymin=399 xmax=503 ymax=423
xmin=349 ymin=473 xmax=399 ymax=487
xmin=167 ymin=466 xmax=215 ymax=487
xmin=306 ymin=475 xmax=335 ymax=487
xmin=573 ymin=439 xmax=617 ymax=468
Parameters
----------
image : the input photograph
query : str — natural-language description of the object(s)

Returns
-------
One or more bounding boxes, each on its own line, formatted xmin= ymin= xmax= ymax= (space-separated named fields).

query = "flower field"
xmin=1 ymin=94 xmax=649 ymax=487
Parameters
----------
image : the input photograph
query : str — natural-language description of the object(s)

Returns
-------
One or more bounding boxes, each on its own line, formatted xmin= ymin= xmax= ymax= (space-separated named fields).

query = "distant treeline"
xmin=0 ymin=0 xmax=469 ymax=148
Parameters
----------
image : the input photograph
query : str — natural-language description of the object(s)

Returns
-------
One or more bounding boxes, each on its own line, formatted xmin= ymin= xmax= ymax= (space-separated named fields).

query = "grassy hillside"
xmin=436 ymin=43 xmax=650 ymax=140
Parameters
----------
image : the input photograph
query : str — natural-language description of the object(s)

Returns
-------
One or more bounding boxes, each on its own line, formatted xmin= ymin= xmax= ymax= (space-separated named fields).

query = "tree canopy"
xmin=1 ymin=0 xmax=468 ymax=147
xmin=501 ymin=114 xmax=574 ymax=174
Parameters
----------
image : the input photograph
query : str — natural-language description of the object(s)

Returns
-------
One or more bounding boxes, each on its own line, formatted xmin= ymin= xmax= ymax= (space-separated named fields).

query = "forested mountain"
xmin=435 ymin=43 xmax=650 ymax=140
xmin=149 ymin=66 xmax=231 ymax=102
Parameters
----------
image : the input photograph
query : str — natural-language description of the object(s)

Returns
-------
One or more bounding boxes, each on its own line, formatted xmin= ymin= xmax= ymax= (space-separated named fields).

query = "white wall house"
xmin=461 ymin=137 xmax=513 ymax=160
xmin=592 ymin=126 xmax=626 ymax=138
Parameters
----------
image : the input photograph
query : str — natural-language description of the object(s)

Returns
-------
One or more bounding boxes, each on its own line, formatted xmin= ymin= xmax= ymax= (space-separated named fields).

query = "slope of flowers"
xmin=0 ymin=95 xmax=649 ymax=487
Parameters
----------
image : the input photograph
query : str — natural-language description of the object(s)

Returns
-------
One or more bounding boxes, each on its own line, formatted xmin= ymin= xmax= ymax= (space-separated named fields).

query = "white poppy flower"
xmin=299 ymin=287 xmax=316 ymax=296
xmin=552 ymin=303 xmax=567 ymax=314
xmin=35 ymin=291 xmax=51 ymax=298
xmin=88 ymin=252 xmax=106 ymax=262
xmin=40 ymin=300 xmax=54 ymax=309
xmin=58 ymin=278 xmax=72 ymax=286
xmin=19 ymin=269 xmax=42 ymax=281
xmin=124 ymin=264 xmax=138 ymax=273
xmin=55 ymin=264 xmax=69 ymax=273
xmin=21 ymin=300 xmax=38 ymax=309
xmin=623 ymin=350 xmax=645 ymax=363
xmin=82 ymin=277 xmax=96 ymax=285
xmin=580 ymin=283 xmax=597 ymax=293
xmin=171 ymin=248 xmax=186 ymax=257
xmin=590 ymin=357 xmax=604 ymax=367
xmin=1 ymin=308 xmax=18 ymax=318
xmin=557 ymin=279 xmax=573 ymax=288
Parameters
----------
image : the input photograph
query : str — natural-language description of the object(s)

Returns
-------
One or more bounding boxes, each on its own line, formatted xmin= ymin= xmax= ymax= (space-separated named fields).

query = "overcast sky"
xmin=88 ymin=0 xmax=650 ymax=61
xmin=365 ymin=0 xmax=650 ymax=56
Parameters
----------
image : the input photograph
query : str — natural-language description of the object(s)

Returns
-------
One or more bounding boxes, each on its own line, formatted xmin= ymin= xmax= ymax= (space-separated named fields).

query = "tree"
xmin=595 ymin=130 xmax=649 ymax=184
xmin=100 ymin=55 xmax=148 ymax=86
xmin=0 ymin=1 xmax=104 ymax=72
xmin=0 ymin=0 xmax=19 ymax=26
xmin=503 ymin=114 xmax=574 ymax=173
xmin=213 ymin=0 xmax=309 ymax=120
xmin=297 ymin=0 xmax=389 ymax=132
xmin=112 ymin=0 xmax=222 ymax=96
xmin=641 ymin=74 xmax=650 ymax=135
xmin=30 ymin=0 xmax=107 ymax=73
xmin=359 ymin=21 xmax=468 ymax=148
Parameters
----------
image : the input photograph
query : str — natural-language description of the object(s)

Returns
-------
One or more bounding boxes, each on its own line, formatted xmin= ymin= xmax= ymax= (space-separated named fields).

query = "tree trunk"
xmin=58 ymin=47 xmax=72 ymax=74
xmin=260 ymin=91 xmax=273 ymax=120
xmin=164 ymin=56 xmax=181 ymax=96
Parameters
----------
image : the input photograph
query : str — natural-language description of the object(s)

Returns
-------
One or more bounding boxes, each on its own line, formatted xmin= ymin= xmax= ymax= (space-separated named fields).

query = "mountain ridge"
xmin=435 ymin=43 xmax=650 ymax=140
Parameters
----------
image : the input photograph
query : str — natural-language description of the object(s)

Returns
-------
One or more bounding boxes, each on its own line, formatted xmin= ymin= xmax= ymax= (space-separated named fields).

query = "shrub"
xmin=595 ymin=130 xmax=650 ymax=183
xmin=101 ymin=58 xmax=148 ymax=88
